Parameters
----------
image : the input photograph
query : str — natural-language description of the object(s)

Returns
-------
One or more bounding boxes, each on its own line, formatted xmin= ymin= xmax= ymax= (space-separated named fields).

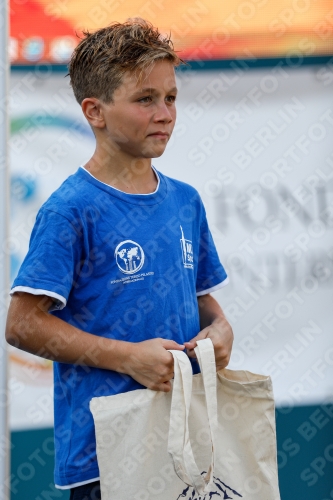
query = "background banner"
xmin=9 ymin=62 xmax=333 ymax=429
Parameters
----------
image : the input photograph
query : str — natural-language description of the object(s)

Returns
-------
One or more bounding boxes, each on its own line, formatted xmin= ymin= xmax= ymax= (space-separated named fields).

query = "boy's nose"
xmin=154 ymin=101 xmax=174 ymax=122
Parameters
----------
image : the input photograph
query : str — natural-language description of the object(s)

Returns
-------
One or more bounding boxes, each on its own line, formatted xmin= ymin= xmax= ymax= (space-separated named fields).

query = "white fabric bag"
xmin=90 ymin=339 xmax=281 ymax=500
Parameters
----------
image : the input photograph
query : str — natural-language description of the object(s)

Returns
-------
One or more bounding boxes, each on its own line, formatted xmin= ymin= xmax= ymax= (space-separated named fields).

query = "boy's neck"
xmin=83 ymin=151 xmax=158 ymax=195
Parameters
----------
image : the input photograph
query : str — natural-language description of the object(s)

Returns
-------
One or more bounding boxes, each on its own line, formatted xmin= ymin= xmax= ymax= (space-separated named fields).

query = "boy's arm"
xmin=184 ymin=294 xmax=233 ymax=371
xmin=6 ymin=292 xmax=184 ymax=392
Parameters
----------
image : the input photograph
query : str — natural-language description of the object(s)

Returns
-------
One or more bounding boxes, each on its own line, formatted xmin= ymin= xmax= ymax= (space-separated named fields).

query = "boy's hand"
xmin=121 ymin=338 xmax=184 ymax=392
xmin=184 ymin=317 xmax=233 ymax=371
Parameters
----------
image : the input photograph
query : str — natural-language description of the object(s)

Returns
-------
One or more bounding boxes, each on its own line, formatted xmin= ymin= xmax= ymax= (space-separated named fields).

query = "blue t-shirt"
xmin=11 ymin=167 xmax=228 ymax=488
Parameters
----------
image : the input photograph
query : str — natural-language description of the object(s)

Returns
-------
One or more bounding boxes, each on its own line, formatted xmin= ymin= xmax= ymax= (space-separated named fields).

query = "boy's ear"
xmin=81 ymin=98 xmax=105 ymax=129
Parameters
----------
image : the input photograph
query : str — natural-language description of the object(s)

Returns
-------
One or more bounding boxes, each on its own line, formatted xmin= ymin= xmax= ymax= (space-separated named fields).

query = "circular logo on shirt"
xmin=115 ymin=240 xmax=145 ymax=275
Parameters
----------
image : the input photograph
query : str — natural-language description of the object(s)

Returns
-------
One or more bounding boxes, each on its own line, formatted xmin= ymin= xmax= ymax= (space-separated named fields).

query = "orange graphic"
xmin=10 ymin=1 xmax=333 ymax=66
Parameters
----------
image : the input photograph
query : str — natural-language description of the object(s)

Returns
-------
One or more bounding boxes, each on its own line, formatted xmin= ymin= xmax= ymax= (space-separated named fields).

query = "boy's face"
xmin=96 ymin=59 xmax=177 ymax=160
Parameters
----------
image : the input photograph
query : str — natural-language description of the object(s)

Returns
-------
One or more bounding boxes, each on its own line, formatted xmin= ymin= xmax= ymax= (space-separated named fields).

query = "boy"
xmin=6 ymin=19 xmax=233 ymax=499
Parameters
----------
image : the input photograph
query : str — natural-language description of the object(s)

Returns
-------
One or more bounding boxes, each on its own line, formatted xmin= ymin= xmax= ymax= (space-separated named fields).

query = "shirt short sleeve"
xmin=11 ymin=209 xmax=81 ymax=310
xmin=196 ymin=205 xmax=228 ymax=296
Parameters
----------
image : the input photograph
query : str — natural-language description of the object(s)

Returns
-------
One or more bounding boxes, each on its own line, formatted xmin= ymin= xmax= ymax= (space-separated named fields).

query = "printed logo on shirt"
xmin=180 ymin=226 xmax=194 ymax=269
xmin=115 ymin=240 xmax=145 ymax=275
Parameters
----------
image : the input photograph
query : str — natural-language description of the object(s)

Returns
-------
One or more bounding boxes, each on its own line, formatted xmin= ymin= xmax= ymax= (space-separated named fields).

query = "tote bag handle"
xmin=168 ymin=338 xmax=217 ymax=495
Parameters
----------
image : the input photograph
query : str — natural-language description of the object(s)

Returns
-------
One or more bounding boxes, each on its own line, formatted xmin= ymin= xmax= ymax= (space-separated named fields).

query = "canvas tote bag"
xmin=90 ymin=339 xmax=281 ymax=500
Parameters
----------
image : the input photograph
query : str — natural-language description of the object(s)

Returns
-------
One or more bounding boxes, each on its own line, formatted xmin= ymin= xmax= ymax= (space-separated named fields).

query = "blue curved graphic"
xmin=11 ymin=175 xmax=37 ymax=202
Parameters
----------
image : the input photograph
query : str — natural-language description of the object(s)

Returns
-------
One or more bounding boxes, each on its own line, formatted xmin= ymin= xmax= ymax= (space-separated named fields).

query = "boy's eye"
xmin=166 ymin=95 xmax=176 ymax=103
xmin=138 ymin=96 xmax=152 ymax=103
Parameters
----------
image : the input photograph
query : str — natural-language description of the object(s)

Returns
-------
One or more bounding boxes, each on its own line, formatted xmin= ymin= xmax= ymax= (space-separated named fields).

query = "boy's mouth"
xmin=147 ymin=132 xmax=169 ymax=139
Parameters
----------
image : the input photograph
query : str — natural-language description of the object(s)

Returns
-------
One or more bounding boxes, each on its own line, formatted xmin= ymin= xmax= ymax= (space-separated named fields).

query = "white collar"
xmin=80 ymin=165 xmax=160 ymax=196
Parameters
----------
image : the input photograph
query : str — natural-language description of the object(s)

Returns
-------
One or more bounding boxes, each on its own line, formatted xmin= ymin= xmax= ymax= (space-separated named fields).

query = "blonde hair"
xmin=68 ymin=18 xmax=183 ymax=104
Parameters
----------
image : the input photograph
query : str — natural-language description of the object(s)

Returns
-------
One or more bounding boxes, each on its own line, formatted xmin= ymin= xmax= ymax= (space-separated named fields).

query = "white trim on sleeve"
xmin=10 ymin=286 xmax=67 ymax=310
xmin=196 ymin=276 xmax=229 ymax=296
xmin=55 ymin=476 xmax=100 ymax=490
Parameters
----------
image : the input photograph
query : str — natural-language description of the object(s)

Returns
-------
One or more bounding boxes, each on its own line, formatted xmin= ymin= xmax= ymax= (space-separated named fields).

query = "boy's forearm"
xmin=197 ymin=293 xmax=226 ymax=329
xmin=184 ymin=293 xmax=233 ymax=370
xmin=6 ymin=293 xmax=131 ymax=372
xmin=6 ymin=292 xmax=184 ymax=391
